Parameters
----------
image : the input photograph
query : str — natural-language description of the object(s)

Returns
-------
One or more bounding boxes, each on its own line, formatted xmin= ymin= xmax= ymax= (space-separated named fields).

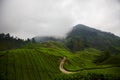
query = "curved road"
xmin=59 ymin=57 xmax=77 ymax=74
xmin=59 ymin=57 xmax=120 ymax=74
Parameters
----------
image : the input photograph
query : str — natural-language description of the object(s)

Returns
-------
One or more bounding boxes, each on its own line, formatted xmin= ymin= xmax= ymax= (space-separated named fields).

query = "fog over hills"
xmin=0 ymin=0 xmax=120 ymax=39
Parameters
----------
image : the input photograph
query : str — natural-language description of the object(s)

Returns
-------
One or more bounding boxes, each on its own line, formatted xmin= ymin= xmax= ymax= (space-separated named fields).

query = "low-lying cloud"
xmin=0 ymin=0 xmax=120 ymax=39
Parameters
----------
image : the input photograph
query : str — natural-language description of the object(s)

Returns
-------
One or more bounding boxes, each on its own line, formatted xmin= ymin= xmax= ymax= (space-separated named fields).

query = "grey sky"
xmin=0 ymin=0 xmax=120 ymax=39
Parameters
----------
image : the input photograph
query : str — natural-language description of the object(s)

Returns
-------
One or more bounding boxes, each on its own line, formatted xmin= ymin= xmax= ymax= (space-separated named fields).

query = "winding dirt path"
xmin=59 ymin=57 xmax=76 ymax=74
xmin=59 ymin=57 xmax=120 ymax=74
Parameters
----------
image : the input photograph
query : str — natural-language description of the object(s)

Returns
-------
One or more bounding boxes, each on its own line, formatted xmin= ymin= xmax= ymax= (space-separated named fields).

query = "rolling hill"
xmin=0 ymin=42 xmax=72 ymax=80
xmin=0 ymin=42 xmax=120 ymax=80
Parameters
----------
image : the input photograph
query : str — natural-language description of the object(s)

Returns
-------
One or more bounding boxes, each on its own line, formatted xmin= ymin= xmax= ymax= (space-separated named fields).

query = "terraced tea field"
xmin=0 ymin=42 xmax=120 ymax=80
xmin=0 ymin=49 xmax=61 ymax=80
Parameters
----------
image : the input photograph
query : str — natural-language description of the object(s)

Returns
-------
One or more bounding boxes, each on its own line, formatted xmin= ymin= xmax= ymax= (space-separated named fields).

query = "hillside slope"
xmin=0 ymin=42 xmax=120 ymax=80
xmin=65 ymin=24 xmax=120 ymax=52
xmin=0 ymin=42 xmax=72 ymax=80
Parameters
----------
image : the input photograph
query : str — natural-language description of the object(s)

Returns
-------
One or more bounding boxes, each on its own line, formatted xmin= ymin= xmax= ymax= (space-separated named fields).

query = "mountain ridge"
xmin=65 ymin=24 xmax=120 ymax=52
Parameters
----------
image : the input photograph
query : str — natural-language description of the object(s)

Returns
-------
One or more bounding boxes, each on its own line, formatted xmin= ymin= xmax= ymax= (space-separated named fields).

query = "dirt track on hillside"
xmin=59 ymin=57 xmax=120 ymax=74
xmin=59 ymin=57 xmax=76 ymax=74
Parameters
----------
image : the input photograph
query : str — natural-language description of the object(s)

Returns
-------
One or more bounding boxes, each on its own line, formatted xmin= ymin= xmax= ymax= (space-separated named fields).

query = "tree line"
xmin=0 ymin=33 xmax=35 ymax=51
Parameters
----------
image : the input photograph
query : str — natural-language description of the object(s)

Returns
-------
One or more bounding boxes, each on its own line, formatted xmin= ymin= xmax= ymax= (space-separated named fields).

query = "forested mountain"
xmin=65 ymin=24 xmax=120 ymax=52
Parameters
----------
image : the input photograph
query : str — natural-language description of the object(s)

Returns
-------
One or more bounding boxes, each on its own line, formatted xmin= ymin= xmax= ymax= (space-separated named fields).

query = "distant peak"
xmin=75 ymin=24 xmax=87 ymax=26
xmin=74 ymin=24 xmax=90 ymax=28
xmin=72 ymin=24 xmax=99 ymax=32
xmin=73 ymin=24 xmax=91 ymax=30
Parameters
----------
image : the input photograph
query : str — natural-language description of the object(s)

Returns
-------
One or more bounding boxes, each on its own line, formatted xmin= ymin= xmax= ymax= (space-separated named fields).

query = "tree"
xmin=32 ymin=38 xmax=35 ymax=43
xmin=27 ymin=38 xmax=31 ymax=42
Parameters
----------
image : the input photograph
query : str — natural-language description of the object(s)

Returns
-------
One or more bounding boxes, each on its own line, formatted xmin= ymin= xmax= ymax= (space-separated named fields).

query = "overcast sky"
xmin=0 ymin=0 xmax=120 ymax=39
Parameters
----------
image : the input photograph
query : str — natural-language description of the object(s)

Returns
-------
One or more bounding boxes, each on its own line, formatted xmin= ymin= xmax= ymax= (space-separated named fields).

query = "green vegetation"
xmin=102 ymin=54 xmax=120 ymax=65
xmin=0 ymin=33 xmax=30 ymax=51
xmin=0 ymin=49 xmax=60 ymax=80
xmin=0 ymin=28 xmax=120 ymax=80
xmin=64 ymin=48 xmax=102 ymax=71
xmin=0 ymin=42 xmax=120 ymax=80
xmin=54 ymin=71 xmax=120 ymax=80
xmin=59 ymin=48 xmax=120 ymax=80
xmin=0 ymin=42 xmax=72 ymax=80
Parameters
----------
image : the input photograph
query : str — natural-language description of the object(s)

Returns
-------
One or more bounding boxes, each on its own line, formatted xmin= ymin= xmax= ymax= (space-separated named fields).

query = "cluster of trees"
xmin=54 ymin=72 xmax=120 ymax=80
xmin=93 ymin=50 xmax=111 ymax=64
xmin=65 ymin=37 xmax=85 ymax=52
xmin=0 ymin=33 xmax=35 ymax=51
